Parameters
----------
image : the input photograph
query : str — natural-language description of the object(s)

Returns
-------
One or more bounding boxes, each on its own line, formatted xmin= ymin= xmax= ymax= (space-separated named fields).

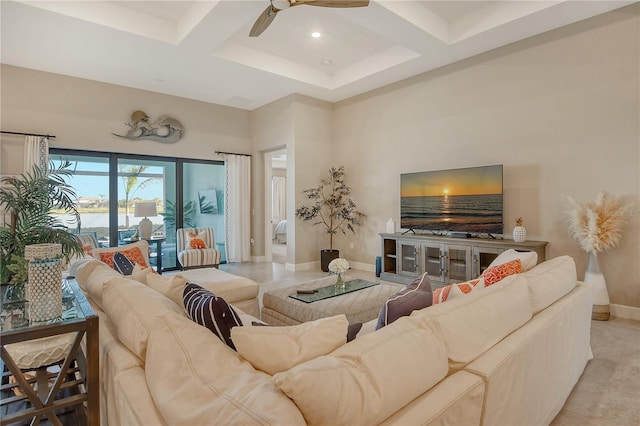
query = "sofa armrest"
xmin=379 ymin=371 xmax=484 ymax=426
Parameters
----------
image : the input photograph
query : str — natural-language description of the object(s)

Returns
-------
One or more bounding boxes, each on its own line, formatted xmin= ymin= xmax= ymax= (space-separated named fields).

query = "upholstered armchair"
xmin=176 ymin=227 xmax=221 ymax=270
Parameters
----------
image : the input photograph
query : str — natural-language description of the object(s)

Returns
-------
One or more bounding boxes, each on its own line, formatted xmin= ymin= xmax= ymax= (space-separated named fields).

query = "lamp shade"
xmin=134 ymin=202 xmax=157 ymax=218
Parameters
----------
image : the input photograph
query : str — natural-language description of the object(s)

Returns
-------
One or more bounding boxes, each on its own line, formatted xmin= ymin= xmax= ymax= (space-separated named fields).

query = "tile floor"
xmin=220 ymin=261 xmax=640 ymax=425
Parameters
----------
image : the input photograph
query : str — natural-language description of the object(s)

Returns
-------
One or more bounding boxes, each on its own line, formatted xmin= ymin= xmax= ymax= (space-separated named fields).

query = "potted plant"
xmin=295 ymin=166 xmax=365 ymax=272
xmin=0 ymin=160 xmax=83 ymax=292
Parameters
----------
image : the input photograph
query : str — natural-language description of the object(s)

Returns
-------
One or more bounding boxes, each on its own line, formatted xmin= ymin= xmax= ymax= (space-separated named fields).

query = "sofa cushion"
xmin=523 ymin=255 xmax=577 ymax=314
xmin=145 ymin=311 xmax=306 ymax=426
xmin=482 ymin=258 xmax=522 ymax=286
xmin=432 ymin=278 xmax=485 ymax=304
xmin=92 ymin=240 xmax=150 ymax=269
xmin=183 ymin=283 xmax=242 ymax=350
xmin=412 ymin=274 xmax=533 ymax=372
xmin=174 ymin=268 xmax=259 ymax=304
xmin=376 ymin=272 xmax=433 ymax=329
xmin=486 ymin=249 xmax=538 ymax=272
xmin=82 ymin=263 xmax=124 ymax=310
xmin=272 ymin=315 xmax=448 ymax=426
xmin=146 ymin=273 xmax=188 ymax=306
xmin=102 ymin=277 xmax=185 ymax=360
xmin=73 ymin=258 xmax=104 ymax=292
xmin=231 ymin=315 xmax=349 ymax=375
xmin=129 ymin=265 xmax=155 ymax=285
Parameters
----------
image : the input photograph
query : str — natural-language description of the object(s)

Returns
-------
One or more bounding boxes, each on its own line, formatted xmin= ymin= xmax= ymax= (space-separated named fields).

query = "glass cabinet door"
xmin=398 ymin=241 xmax=419 ymax=277
xmin=444 ymin=245 xmax=472 ymax=283
xmin=421 ymin=242 xmax=443 ymax=283
xmin=472 ymin=247 xmax=502 ymax=277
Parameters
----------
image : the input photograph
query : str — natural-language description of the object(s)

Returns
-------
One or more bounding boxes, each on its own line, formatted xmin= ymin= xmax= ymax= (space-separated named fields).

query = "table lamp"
xmin=134 ymin=202 xmax=157 ymax=240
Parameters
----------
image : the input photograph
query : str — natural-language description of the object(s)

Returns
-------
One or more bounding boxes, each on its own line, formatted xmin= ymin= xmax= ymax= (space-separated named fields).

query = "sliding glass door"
xmin=50 ymin=149 xmax=223 ymax=272
xmin=183 ymin=161 xmax=226 ymax=262
xmin=117 ymin=157 xmax=177 ymax=270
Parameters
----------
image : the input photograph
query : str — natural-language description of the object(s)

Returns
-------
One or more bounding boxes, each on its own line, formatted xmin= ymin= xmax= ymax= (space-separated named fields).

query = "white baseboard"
xmin=290 ymin=261 xmax=318 ymax=271
xmin=610 ymin=304 xmax=640 ymax=321
xmin=349 ymin=261 xmax=375 ymax=273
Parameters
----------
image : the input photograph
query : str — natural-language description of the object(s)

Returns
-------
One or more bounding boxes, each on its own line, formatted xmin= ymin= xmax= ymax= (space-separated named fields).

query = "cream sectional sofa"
xmin=74 ymin=254 xmax=592 ymax=426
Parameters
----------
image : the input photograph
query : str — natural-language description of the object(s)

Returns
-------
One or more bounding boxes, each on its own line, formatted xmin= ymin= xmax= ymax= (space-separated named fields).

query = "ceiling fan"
xmin=250 ymin=0 xmax=370 ymax=37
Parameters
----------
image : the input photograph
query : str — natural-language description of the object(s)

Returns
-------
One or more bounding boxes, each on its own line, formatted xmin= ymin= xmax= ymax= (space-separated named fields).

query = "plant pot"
xmin=320 ymin=249 xmax=340 ymax=272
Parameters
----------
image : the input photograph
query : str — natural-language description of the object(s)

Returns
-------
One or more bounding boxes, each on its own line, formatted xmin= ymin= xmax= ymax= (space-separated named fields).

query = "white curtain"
xmin=24 ymin=136 xmax=49 ymax=172
xmin=272 ymin=176 xmax=286 ymax=221
xmin=223 ymin=154 xmax=251 ymax=263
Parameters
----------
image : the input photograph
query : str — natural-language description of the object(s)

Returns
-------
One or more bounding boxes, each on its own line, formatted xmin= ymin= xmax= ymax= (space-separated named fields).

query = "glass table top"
xmin=289 ymin=278 xmax=379 ymax=303
xmin=0 ymin=278 xmax=85 ymax=333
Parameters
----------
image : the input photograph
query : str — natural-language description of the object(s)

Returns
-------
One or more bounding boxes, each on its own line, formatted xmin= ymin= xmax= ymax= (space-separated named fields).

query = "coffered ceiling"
xmin=1 ymin=1 xmax=634 ymax=110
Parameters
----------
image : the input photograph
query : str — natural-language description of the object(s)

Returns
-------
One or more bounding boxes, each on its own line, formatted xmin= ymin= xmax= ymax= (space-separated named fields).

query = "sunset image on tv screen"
xmin=400 ymin=165 xmax=503 ymax=234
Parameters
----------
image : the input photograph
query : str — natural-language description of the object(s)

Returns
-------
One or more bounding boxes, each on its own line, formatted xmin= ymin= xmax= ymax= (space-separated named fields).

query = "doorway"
xmin=264 ymin=149 xmax=287 ymax=264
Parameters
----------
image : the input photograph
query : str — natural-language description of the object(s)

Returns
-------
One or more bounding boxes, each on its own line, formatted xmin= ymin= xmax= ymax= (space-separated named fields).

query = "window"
xmin=50 ymin=149 xmax=224 ymax=271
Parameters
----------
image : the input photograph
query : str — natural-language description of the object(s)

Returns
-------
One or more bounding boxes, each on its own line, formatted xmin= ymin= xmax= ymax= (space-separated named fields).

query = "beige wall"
xmin=249 ymin=94 xmax=333 ymax=265
xmin=0 ymin=65 xmax=250 ymax=176
xmin=333 ymin=5 xmax=640 ymax=307
xmin=250 ymin=95 xmax=295 ymax=260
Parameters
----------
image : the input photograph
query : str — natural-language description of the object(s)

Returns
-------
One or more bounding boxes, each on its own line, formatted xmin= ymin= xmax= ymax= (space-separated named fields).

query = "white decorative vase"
xmin=28 ymin=259 xmax=63 ymax=322
xmin=24 ymin=243 xmax=63 ymax=322
xmin=584 ymin=251 xmax=610 ymax=321
xmin=386 ymin=217 xmax=395 ymax=234
xmin=513 ymin=226 xmax=526 ymax=242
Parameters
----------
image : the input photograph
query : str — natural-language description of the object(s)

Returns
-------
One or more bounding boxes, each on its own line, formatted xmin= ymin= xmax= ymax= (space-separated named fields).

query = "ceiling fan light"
xmin=311 ymin=31 xmax=322 ymax=38
xmin=272 ymin=0 xmax=291 ymax=10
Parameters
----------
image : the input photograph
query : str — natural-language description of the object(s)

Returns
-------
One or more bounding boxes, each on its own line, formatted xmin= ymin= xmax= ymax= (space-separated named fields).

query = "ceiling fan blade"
xmin=250 ymin=5 xmax=278 ymax=37
xmin=305 ymin=0 xmax=369 ymax=8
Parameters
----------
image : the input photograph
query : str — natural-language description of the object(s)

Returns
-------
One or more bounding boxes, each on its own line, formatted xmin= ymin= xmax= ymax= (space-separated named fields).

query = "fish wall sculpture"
xmin=112 ymin=110 xmax=184 ymax=143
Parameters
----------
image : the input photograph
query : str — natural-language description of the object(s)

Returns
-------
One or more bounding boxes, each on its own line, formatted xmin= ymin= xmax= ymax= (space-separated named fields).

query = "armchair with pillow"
xmin=176 ymin=227 xmax=221 ymax=270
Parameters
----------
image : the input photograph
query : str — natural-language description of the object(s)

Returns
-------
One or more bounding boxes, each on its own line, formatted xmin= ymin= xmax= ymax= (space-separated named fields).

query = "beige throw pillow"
xmin=146 ymin=273 xmax=188 ymax=306
xmin=102 ymin=277 xmax=185 ymax=360
xmin=231 ymin=315 xmax=349 ymax=375
xmin=145 ymin=311 xmax=306 ymax=425
xmin=272 ymin=315 xmax=448 ymax=426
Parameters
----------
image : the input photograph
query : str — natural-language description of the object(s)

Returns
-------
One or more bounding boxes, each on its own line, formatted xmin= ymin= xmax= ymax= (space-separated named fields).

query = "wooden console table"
xmin=0 ymin=279 xmax=99 ymax=425
xmin=380 ymin=233 xmax=548 ymax=286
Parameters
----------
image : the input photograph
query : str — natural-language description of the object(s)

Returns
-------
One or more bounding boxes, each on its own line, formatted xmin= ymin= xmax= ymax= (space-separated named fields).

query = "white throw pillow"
xmin=231 ymin=315 xmax=349 ymax=375
xmin=486 ymin=249 xmax=538 ymax=272
xmin=146 ymin=273 xmax=189 ymax=307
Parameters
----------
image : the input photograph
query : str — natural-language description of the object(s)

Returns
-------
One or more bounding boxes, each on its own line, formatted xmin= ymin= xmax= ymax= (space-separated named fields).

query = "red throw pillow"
xmin=481 ymin=258 xmax=522 ymax=286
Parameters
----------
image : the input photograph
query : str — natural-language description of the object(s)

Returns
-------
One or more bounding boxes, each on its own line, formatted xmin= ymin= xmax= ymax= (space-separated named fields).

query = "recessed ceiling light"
xmin=311 ymin=32 xmax=321 ymax=38
xmin=322 ymin=59 xmax=332 ymax=65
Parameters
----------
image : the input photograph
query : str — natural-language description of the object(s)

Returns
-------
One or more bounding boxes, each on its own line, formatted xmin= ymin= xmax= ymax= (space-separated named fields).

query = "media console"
xmin=380 ymin=233 xmax=547 ymax=287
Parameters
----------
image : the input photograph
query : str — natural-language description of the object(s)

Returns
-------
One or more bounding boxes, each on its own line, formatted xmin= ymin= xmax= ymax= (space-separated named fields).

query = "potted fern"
xmin=0 ymin=160 xmax=83 ymax=295
xmin=295 ymin=166 xmax=365 ymax=271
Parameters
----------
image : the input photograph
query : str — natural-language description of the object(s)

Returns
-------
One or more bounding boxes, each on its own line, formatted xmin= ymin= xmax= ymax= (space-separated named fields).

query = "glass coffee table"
xmin=262 ymin=275 xmax=402 ymax=326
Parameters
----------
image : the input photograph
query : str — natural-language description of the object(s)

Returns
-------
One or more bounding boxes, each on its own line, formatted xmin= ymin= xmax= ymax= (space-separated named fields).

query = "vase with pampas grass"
xmin=567 ymin=191 xmax=630 ymax=320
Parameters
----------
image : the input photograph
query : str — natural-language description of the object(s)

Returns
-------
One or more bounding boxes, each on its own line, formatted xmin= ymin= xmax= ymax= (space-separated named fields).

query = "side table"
xmin=0 ymin=279 xmax=99 ymax=425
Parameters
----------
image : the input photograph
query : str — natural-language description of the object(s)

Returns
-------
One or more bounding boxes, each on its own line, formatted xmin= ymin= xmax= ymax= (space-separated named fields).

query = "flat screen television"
xmin=400 ymin=164 xmax=503 ymax=234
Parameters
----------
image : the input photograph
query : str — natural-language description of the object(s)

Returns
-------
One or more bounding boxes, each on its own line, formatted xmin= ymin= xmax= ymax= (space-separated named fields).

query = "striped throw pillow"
xmin=432 ymin=278 xmax=485 ymax=304
xmin=183 ymin=283 xmax=242 ymax=350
